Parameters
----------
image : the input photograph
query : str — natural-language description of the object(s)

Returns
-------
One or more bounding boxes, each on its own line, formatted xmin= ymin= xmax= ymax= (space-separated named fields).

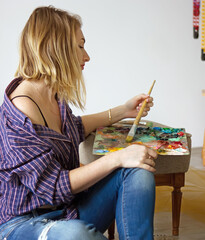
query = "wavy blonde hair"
xmin=15 ymin=6 xmax=86 ymax=109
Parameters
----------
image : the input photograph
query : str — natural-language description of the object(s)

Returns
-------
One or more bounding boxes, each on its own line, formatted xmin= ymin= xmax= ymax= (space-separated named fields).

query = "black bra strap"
xmin=10 ymin=95 xmax=48 ymax=127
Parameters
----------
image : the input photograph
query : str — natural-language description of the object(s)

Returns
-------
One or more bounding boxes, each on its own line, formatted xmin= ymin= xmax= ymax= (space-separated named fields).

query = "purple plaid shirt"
xmin=0 ymin=78 xmax=85 ymax=225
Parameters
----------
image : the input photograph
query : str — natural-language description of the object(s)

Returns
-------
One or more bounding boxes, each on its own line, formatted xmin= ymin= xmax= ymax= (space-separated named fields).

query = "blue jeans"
xmin=0 ymin=168 xmax=155 ymax=240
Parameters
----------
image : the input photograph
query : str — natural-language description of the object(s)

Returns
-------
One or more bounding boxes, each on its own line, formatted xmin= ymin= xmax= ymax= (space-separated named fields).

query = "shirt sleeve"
xmin=3 ymin=127 xmax=75 ymax=206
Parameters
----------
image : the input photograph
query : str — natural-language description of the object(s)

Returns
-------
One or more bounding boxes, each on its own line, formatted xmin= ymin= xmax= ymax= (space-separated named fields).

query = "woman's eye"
xmin=79 ymin=45 xmax=84 ymax=49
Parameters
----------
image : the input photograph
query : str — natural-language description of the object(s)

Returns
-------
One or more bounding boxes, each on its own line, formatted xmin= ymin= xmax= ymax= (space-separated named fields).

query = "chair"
xmin=79 ymin=120 xmax=191 ymax=239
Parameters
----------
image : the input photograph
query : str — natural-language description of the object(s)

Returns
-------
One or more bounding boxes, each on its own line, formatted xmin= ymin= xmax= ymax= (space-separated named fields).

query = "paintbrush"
xmin=126 ymin=80 xmax=156 ymax=143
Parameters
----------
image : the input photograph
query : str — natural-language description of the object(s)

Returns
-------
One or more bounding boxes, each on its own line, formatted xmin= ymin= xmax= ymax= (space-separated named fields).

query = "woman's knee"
xmin=123 ymin=168 xmax=155 ymax=193
xmin=137 ymin=168 xmax=155 ymax=188
xmin=45 ymin=219 xmax=107 ymax=240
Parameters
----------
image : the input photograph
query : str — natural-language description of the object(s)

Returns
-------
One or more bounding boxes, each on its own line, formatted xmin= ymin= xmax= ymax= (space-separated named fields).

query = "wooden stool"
xmin=79 ymin=120 xmax=191 ymax=238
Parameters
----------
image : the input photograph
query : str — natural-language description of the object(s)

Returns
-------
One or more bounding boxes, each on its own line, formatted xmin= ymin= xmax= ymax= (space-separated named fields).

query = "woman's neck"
xmin=26 ymin=79 xmax=57 ymax=104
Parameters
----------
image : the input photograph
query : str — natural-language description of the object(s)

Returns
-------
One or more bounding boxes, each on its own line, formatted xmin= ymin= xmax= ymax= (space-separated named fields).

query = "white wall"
xmin=0 ymin=0 xmax=204 ymax=147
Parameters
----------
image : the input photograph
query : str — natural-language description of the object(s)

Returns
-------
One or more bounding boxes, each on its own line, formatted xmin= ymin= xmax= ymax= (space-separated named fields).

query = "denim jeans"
xmin=0 ymin=168 xmax=155 ymax=240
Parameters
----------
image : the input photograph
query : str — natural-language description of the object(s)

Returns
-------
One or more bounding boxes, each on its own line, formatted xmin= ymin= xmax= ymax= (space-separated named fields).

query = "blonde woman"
xmin=0 ymin=6 xmax=157 ymax=240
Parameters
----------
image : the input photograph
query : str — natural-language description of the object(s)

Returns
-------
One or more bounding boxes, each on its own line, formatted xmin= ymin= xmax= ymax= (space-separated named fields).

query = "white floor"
xmin=154 ymin=212 xmax=205 ymax=240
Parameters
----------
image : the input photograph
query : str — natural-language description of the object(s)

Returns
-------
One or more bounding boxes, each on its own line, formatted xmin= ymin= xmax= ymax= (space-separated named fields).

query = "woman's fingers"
xmin=148 ymin=148 xmax=158 ymax=159
xmin=145 ymin=157 xmax=156 ymax=167
xmin=116 ymin=144 xmax=158 ymax=172
xmin=140 ymin=149 xmax=157 ymax=172
xmin=137 ymin=97 xmax=154 ymax=116
xmin=139 ymin=155 xmax=156 ymax=172
xmin=140 ymin=163 xmax=156 ymax=172
xmin=138 ymin=96 xmax=153 ymax=105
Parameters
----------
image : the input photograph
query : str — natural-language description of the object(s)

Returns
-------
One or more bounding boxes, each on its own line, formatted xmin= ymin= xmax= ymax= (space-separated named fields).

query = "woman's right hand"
xmin=112 ymin=144 xmax=158 ymax=172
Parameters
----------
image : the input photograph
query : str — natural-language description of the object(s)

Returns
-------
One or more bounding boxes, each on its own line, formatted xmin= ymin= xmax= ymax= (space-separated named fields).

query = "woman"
xmin=0 ymin=6 xmax=157 ymax=240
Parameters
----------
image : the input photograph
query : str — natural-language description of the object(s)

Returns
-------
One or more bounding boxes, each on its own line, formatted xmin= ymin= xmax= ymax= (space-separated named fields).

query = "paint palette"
xmin=93 ymin=124 xmax=190 ymax=155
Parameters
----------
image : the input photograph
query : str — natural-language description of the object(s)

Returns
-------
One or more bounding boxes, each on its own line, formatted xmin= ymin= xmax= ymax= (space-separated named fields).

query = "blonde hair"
xmin=15 ymin=6 xmax=86 ymax=109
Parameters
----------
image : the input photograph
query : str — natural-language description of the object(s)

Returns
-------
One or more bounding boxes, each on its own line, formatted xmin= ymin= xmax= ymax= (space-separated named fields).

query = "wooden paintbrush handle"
xmin=133 ymin=100 xmax=147 ymax=125
xmin=147 ymin=80 xmax=156 ymax=95
xmin=134 ymin=80 xmax=156 ymax=126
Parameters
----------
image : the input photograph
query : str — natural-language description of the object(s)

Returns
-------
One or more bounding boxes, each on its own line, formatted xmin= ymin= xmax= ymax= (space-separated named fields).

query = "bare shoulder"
xmin=9 ymin=79 xmax=49 ymax=127
xmin=11 ymin=96 xmax=46 ymax=126
xmin=10 ymin=81 xmax=45 ymax=126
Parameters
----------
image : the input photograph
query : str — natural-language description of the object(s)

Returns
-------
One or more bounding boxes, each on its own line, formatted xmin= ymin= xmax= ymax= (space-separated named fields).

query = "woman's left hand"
xmin=123 ymin=94 xmax=154 ymax=119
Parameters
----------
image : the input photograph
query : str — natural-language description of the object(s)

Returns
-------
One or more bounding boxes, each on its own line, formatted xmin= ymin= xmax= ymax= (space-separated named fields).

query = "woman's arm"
xmin=81 ymin=105 xmax=125 ymax=137
xmin=72 ymin=93 xmax=155 ymax=194
xmin=69 ymin=144 xmax=157 ymax=194
xmin=81 ymin=94 xmax=154 ymax=137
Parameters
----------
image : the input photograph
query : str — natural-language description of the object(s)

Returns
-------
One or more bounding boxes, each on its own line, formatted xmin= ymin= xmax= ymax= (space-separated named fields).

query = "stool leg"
xmin=172 ymin=186 xmax=182 ymax=236
xmin=171 ymin=173 xmax=184 ymax=236
xmin=108 ymin=221 xmax=115 ymax=240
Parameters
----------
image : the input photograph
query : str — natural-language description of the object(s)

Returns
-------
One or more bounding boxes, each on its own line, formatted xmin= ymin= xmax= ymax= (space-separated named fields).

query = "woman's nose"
xmin=84 ymin=50 xmax=90 ymax=62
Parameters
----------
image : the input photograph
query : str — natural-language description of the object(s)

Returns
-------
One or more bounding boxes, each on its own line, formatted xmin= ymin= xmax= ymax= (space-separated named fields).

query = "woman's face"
xmin=75 ymin=28 xmax=90 ymax=70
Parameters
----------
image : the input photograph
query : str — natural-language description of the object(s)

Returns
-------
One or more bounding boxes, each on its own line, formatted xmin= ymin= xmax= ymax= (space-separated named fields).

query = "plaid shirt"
xmin=0 ymin=78 xmax=85 ymax=224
